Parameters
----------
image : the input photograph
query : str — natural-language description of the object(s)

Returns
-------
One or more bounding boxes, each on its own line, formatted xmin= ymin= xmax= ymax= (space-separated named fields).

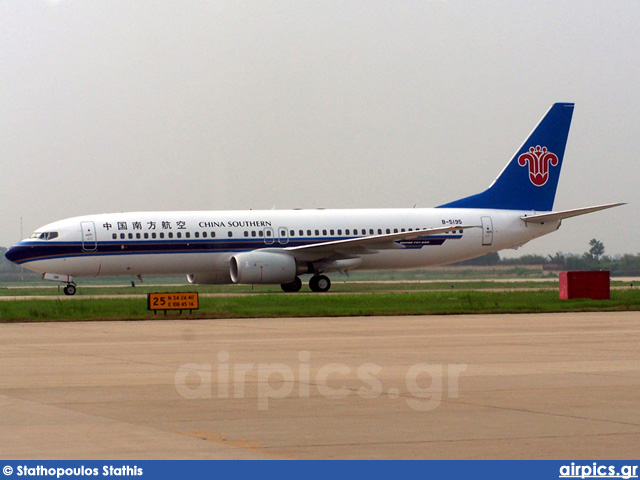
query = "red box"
xmin=559 ymin=271 xmax=610 ymax=300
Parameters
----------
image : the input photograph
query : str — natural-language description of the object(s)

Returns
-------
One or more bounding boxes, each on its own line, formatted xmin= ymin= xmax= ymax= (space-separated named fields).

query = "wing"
xmin=263 ymin=225 xmax=480 ymax=263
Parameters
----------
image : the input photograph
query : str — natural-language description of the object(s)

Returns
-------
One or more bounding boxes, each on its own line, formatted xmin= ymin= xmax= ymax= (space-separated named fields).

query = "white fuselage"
xmin=11 ymin=207 xmax=559 ymax=279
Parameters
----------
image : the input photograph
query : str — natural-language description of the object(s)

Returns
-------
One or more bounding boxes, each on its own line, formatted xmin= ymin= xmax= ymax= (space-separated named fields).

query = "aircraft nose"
xmin=5 ymin=244 xmax=28 ymax=264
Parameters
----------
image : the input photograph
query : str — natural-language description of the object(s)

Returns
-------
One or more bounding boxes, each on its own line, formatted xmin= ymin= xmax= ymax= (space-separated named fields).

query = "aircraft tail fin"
xmin=438 ymin=102 xmax=575 ymax=211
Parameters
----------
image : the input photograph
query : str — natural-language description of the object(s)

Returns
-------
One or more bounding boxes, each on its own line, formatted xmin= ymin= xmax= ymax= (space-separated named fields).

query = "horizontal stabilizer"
xmin=520 ymin=202 xmax=625 ymax=224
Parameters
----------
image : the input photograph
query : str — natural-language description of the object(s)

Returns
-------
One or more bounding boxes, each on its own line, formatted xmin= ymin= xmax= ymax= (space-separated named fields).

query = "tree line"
xmin=456 ymin=239 xmax=640 ymax=276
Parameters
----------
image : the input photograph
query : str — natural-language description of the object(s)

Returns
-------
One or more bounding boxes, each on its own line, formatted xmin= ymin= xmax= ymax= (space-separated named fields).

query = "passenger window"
xmin=315 ymin=230 xmax=319 ymax=236
xmin=338 ymin=229 xmax=342 ymax=235
xmin=176 ymin=232 xmax=182 ymax=238
xmin=112 ymin=233 xmax=117 ymax=240
xmin=128 ymin=233 xmax=133 ymax=239
xmin=136 ymin=233 xmax=141 ymax=239
xmin=159 ymin=232 xmax=165 ymax=239
xmin=186 ymin=232 xmax=191 ymax=238
xmin=307 ymin=230 xmax=312 ymax=236
xmin=202 ymin=232 xmax=207 ymax=238
xmin=346 ymin=229 xmax=350 ymax=235
xmin=120 ymin=233 xmax=125 ymax=239
xmin=244 ymin=231 xmax=249 ymax=237
xmin=168 ymin=232 xmax=173 ymax=239
xmin=152 ymin=232 xmax=157 ymax=239
xmin=144 ymin=233 xmax=149 ymax=239
xmin=194 ymin=232 xmax=199 ymax=238
xmin=228 ymin=231 xmax=233 ymax=237
xmin=378 ymin=229 xmax=382 ymax=234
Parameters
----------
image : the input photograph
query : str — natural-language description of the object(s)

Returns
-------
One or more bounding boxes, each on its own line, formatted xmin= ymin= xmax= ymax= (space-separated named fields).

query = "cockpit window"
xmin=29 ymin=231 xmax=59 ymax=241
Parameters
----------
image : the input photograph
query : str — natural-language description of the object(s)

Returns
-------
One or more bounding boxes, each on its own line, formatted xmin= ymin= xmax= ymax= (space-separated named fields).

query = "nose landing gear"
xmin=42 ymin=273 xmax=77 ymax=296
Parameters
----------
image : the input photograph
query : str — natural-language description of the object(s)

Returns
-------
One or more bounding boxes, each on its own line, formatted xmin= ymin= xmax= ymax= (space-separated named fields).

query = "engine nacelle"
xmin=230 ymin=251 xmax=298 ymax=284
xmin=186 ymin=272 xmax=232 ymax=285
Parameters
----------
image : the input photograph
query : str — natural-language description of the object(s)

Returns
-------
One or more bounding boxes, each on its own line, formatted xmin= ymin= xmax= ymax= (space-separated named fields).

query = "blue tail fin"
xmin=438 ymin=102 xmax=574 ymax=211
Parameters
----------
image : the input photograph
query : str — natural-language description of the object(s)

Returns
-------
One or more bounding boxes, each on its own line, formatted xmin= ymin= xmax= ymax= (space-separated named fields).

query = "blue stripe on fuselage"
xmin=6 ymin=235 xmax=463 ymax=265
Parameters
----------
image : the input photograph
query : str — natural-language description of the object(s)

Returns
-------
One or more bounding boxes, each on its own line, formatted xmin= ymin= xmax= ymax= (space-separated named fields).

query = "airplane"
xmin=5 ymin=102 xmax=623 ymax=295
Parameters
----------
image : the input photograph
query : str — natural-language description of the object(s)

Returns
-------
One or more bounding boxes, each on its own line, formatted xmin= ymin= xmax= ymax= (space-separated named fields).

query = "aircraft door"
xmin=278 ymin=227 xmax=289 ymax=245
xmin=263 ymin=227 xmax=275 ymax=245
xmin=481 ymin=216 xmax=493 ymax=246
xmin=81 ymin=221 xmax=97 ymax=252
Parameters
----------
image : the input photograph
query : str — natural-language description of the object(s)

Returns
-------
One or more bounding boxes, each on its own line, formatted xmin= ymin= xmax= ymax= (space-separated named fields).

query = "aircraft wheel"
xmin=281 ymin=277 xmax=302 ymax=293
xmin=309 ymin=275 xmax=331 ymax=293
xmin=63 ymin=284 xmax=77 ymax=296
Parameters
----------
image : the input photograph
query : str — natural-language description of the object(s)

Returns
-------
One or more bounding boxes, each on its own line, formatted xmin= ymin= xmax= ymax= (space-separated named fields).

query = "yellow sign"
xmin=148 ymin=292 xmax=199 ymax=311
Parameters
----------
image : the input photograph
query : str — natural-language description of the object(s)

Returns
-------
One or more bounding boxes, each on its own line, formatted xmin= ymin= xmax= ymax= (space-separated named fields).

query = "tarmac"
xmin=1 ymin=311 xmax=639 ymax=459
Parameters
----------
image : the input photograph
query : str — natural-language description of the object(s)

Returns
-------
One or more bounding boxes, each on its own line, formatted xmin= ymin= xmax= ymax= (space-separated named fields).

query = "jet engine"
xmin=230 ymin=251 xmax=301 ymax=284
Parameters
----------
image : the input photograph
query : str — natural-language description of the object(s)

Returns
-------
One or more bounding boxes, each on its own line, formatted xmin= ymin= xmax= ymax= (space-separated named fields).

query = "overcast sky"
xmin=1 ymin=0 xmax=638 ymax=257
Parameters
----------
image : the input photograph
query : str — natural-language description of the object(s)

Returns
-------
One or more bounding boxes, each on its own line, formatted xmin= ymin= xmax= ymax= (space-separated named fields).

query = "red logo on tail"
xmin=518 ymin=146 xmax=558 ymax=187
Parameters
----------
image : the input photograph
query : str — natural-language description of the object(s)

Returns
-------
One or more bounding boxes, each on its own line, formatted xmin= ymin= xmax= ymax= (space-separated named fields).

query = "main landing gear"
xmin=281 ymin=276 xmax=302 ymax=293
xmin=280 ymin=274 xmax=332 ymax=293
xmin=309 ymin=274 xmax=331 ymax=292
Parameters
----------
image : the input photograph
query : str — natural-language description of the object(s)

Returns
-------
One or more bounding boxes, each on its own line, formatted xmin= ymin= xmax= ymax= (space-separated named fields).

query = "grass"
xmin=2 ymin=278 xmax=638 ymax=297
xmin=1 ymin=289 xmax=638 ymax=323
xmin=1 ymin=281 xmax=560 ymax=296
